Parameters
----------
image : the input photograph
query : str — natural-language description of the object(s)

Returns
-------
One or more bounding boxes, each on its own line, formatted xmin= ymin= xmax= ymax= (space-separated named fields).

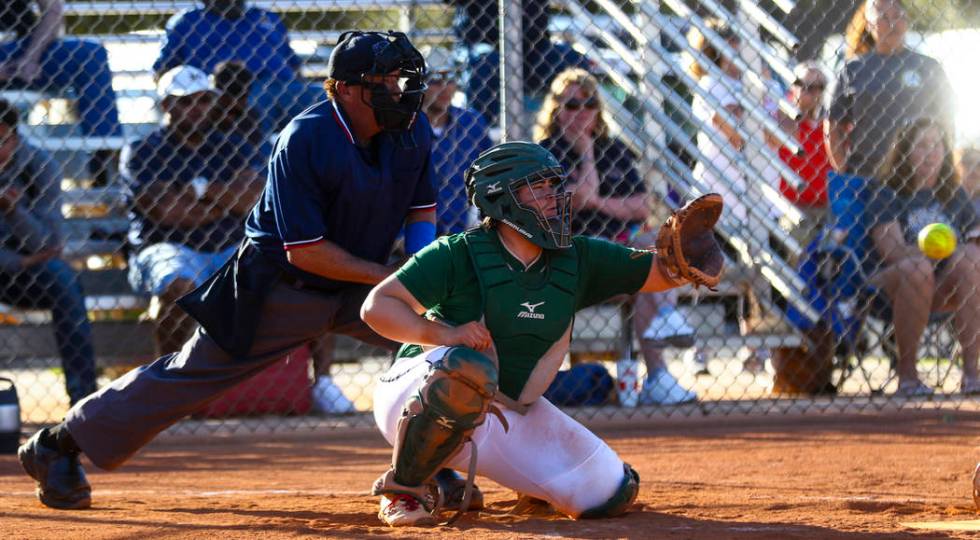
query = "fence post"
xmin=499 ymin=0 xmax=526 ymax=141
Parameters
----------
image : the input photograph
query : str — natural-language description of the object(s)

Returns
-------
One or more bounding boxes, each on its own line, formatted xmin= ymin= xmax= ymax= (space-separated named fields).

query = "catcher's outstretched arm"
xmin=639 ymin=257 xmax=686 ymax=293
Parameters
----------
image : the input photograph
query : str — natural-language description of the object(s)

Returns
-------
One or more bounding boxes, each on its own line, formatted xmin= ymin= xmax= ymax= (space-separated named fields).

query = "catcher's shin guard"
xmin=579 ymin=464 xmax=640 ymax=519
xmin=373 ymin=347 xmax=498 ymax=501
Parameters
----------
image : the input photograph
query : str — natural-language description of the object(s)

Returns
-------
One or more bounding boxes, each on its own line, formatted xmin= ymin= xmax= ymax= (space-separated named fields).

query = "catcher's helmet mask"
xmin=505 ymin=171 xmax=571 ymax=245
xmin=466 ymin=142 xmax=573 ymax=250
xmin=330 ymin=30 xmax=428 ymax=133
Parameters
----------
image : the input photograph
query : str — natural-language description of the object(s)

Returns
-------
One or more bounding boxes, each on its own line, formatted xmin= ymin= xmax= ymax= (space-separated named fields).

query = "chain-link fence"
xmin=0 ymin=0 xmax=977 ymax=431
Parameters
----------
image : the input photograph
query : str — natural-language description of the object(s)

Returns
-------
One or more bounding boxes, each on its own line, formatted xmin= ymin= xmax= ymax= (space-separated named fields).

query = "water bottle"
xmin=0 ymin=377 xmax=22 ymax=454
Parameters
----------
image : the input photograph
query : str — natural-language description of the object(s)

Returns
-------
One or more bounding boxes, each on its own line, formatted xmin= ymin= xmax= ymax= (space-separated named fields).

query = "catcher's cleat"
xmin=378 ymin=493 xmax=437 ymax=527
xmin=435 ymin=468 xmax=485 ymax=511
xmin=973 ymin=462 xmax=980 ymax=511
xmin=18 ymin=429 xmax=91 ymax=509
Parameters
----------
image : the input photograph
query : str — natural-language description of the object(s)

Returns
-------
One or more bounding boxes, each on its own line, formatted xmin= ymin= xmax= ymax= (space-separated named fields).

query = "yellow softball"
xmin=917 ymin=223 xmax=957 ymax=260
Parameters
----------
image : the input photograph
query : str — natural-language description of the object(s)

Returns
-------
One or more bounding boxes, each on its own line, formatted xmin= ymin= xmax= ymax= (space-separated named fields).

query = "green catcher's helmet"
xmin=465 ymin=141 xmax=572 ymax=250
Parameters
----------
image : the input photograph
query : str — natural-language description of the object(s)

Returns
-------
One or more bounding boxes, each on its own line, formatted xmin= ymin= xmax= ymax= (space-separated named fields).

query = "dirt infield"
xmin=2 ymin=411 xmax=979 ymax=539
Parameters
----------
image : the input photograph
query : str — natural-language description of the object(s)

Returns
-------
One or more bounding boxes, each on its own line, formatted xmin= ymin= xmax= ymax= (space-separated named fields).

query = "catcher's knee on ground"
xmin=579 ymin=464 xmax=640 ymax=518
xmin=372 ymin=347 xmax=498 ymax=502
xmin=541 ymin=448 xmax=640 ymax=518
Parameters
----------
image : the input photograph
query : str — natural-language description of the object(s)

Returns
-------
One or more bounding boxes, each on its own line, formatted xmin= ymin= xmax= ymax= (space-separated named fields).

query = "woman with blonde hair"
xmin=534 ymin=67 xmax=699 ymax=405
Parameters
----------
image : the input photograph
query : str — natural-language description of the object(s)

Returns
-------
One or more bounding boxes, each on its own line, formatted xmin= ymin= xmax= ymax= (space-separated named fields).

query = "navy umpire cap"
xmin=327 ymin=31 xmax=425 ymax=82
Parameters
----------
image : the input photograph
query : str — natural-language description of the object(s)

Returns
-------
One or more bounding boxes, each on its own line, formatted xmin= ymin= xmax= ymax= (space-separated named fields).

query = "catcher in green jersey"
xmin=361 ymin=141 xmax=724 ymax=526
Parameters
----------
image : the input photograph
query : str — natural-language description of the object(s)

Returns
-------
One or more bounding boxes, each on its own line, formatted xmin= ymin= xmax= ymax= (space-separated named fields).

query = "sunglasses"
xmin=563 ymin=97 xmax=599 ymax=110
xmin=793 ymin=80 xmax=826 ymax=93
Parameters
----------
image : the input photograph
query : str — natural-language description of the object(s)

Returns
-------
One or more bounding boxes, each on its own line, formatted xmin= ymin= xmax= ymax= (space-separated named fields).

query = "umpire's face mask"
xmin=358 ymin=34 xmax=427 ymax=133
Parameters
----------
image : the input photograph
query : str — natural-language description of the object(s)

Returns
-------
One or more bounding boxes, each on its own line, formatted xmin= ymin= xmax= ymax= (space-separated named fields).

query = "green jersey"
xmin=395 ymin=228 xmax=653 ymax=402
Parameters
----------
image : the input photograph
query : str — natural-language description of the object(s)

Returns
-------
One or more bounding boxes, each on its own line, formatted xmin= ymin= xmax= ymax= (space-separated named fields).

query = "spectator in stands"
xmin=866 ymin=117 xmax=980 ymax=396
xmin=688 ymin=19 xmax=776 ymax=374
xmin=421 ymin=46 xmax=493 ymax=234
xmin=535 ymin=68 xmax=697 ymax=405
xmin=689 ymin=20 xmax=766 ymax=222
xmin=152 ymin=0 xmax=323 ymax=135
xmin=124 ymin=65 xmax=264 ymax=357
xmin=446 ymin=0 xmax=592 ymax=123
xmin=0 ymin=98 xmax=96 ymax=405
xmin=827 ymin=0 xmax=955 ymax=179
xmin=0 ymin=0 xmax=124 ymax=185
xmin=778 ymin=61 xmax=832 ymax=247
xmin=956 ymin=146 xmax=980 ymax=217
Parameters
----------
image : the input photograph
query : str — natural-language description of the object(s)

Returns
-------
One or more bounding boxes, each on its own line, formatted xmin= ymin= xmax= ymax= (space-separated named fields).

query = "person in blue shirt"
xmin=0 ymin=0 xmax=124 ymax=184
xmin=152 ymin=0 xmax=324 ymax=135
xmin=15 ymin=30 xmax=452 ymax=514
xmin=124 ymin=65 xmax=264 ymax=357
xmin=420 ymin=46 xmax=493 ymax=234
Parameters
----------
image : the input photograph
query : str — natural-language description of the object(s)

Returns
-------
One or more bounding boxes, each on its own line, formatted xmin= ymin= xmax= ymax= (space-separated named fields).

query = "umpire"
xmin=18 ymin=31 xmax=440 ymax=510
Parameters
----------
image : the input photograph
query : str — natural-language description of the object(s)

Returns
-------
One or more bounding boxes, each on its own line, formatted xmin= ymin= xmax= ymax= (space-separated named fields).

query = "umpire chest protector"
xmin=463 ymin=229 xmax=578 ymax=407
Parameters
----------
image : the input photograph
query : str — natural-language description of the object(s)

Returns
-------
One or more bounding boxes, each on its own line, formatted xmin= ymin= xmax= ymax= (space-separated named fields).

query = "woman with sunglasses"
xmin=777 ymin=61 xmax=833 ymax=247
xmin=534 ymin=68 xmax=699 ymax=406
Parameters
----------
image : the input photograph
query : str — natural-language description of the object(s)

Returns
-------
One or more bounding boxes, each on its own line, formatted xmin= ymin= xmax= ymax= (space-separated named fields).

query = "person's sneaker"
xmin=18 ymin=429 xmax=91 ymax=509
xmin=642 ymin=305 xmax=695 ymax=348
xmin=434 ymin=468 xmax=484 ymax=511
xmin=972 ymin=462 xmax=980 ymax=511
xmin=378 ymin=493 xmax=437 ymax=527
xmin=311 ymin=376 xmax=355 ymax=414
xmin=961 ymin=377 xmax=980 ymax=395
xmin=895 ymin=379 xmax=935 ymax=397
xmin=639 ymin=367 xmax=697 ymax=405
xmin=682 ymin=347 xmax=710 ymax=376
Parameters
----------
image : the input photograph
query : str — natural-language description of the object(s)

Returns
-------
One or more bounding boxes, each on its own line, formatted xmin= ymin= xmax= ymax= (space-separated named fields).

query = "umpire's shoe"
xmin=18 ymin=429 xmax=92 ymax=509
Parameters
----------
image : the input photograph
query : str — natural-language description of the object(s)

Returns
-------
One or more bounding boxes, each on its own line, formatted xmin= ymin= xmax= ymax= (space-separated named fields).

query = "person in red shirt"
xmin=779 ymin=61 xmax=833 ymax=246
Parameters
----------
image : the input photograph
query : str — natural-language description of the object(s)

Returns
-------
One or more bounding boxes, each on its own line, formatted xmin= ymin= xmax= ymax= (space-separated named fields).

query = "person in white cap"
xmin=123 ymin=65 xmax=265 ymax=356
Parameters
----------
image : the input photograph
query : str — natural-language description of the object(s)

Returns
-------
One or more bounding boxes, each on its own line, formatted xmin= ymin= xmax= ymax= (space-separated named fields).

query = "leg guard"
xmin=372 ymin=347 xmax=498 ymax=504
xmin=579 ymin=464 xmax=640 ymax=519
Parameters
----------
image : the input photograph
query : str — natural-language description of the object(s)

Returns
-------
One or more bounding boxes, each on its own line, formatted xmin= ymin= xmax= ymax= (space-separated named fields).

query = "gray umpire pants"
xmin=65 ymin=281 xmax=395 ymax=470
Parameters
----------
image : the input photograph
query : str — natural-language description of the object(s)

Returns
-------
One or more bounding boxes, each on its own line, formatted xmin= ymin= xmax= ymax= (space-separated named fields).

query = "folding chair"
xmin=788 ymin=172 xmax=960 ymax=395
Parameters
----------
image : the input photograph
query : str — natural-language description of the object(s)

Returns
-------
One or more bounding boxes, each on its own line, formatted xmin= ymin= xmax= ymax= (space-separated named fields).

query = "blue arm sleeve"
xmin=405 ymin=220 xmax=436 ymax=255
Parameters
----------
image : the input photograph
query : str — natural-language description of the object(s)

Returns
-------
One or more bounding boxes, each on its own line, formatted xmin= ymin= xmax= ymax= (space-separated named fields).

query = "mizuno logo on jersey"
xmin=518 ymin=301 xmax=545 ymax=319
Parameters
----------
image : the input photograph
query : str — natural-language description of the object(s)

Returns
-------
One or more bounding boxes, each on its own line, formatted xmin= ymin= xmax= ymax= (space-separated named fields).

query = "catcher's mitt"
xmin=655 ymin=193 xmax=725 ymax=289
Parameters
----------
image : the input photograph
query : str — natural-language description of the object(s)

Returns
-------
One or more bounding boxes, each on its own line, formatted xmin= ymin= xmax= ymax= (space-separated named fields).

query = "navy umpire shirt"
xmin=245 ymin=99 xmax=437 ymax=291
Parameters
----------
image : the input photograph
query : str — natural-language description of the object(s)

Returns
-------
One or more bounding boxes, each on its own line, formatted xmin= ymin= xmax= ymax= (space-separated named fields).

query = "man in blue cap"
xmin=16 ymin=30 xmax=449 ymax=511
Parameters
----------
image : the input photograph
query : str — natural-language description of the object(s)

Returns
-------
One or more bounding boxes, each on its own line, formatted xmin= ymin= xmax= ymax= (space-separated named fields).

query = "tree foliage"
xmin=903 ymin=0 xmax=980 ymax=31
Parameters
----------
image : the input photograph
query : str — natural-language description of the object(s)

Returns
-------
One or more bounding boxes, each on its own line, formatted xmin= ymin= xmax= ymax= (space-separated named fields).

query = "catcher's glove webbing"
xmin=655 ymin=193 xmax=725 ymax=290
